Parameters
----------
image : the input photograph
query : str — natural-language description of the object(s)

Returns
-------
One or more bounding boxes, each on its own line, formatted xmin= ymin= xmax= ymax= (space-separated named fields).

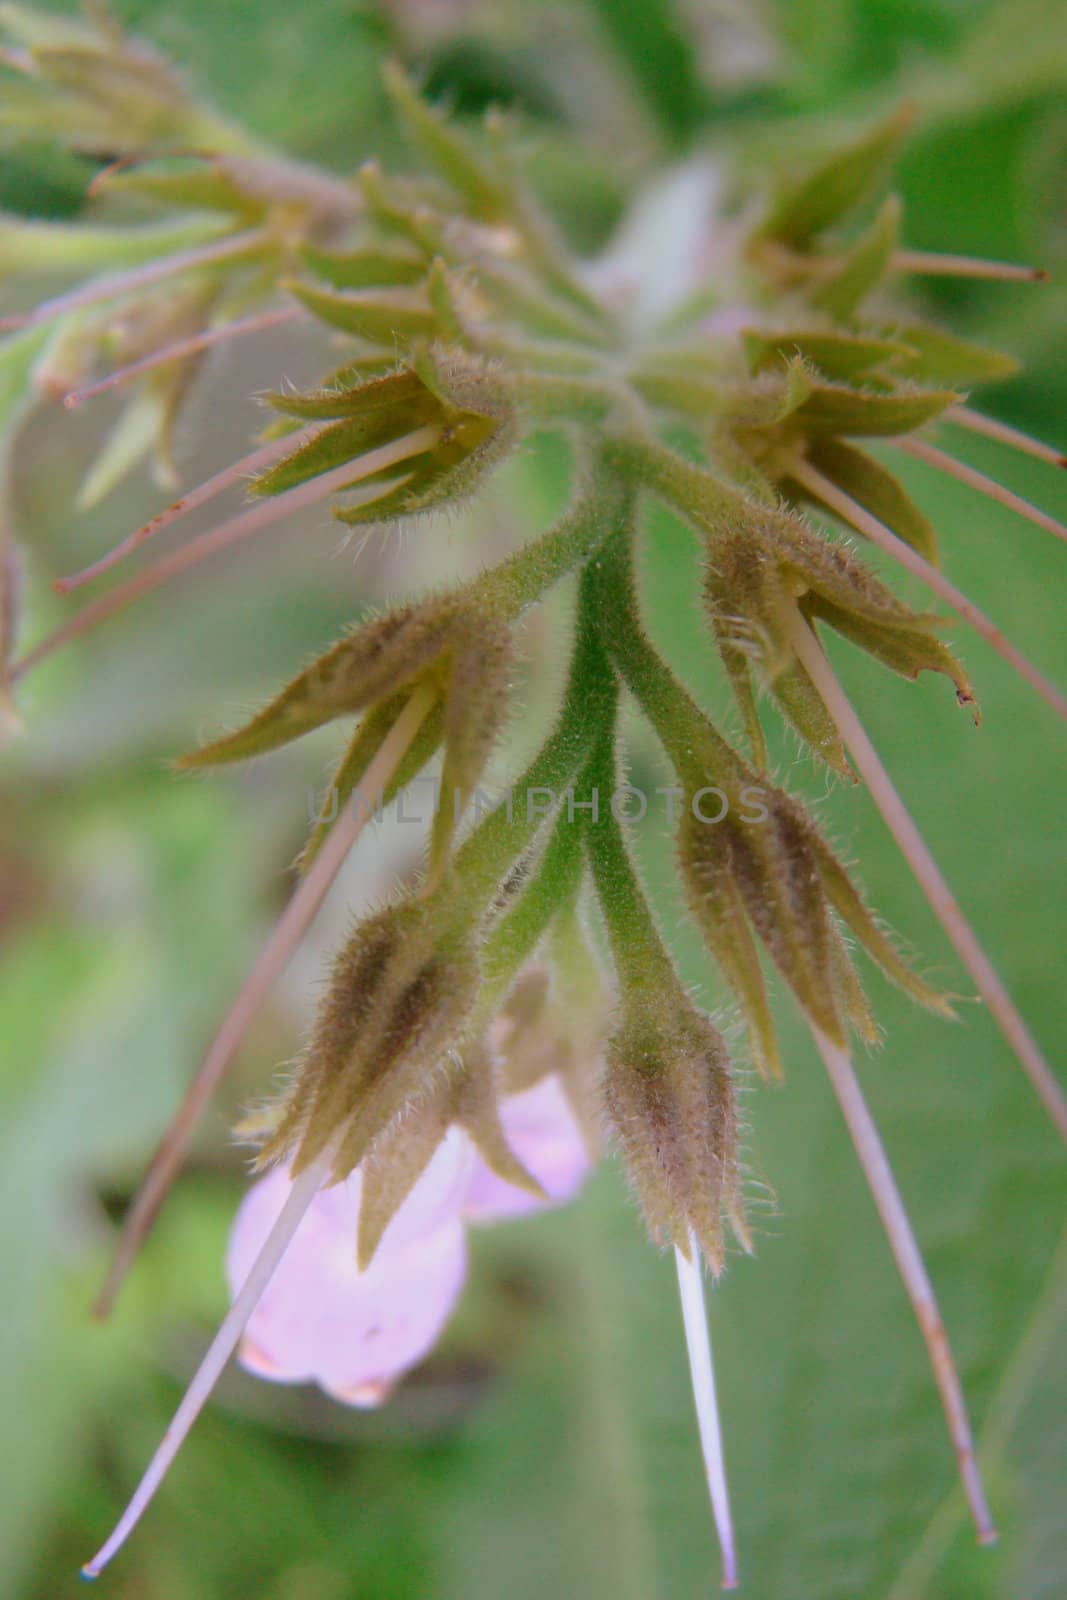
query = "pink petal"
xmin=313 ymin=1125 xmax=473 ymax=1250
xmin=463 ymin=1076 xmax=592 ymax=1223
xmin=227 ymin=1135 xmax=471 ymax=1404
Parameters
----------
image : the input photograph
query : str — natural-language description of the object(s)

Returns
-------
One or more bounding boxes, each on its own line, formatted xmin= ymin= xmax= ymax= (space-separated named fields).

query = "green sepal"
xmin=298 ymin=240 xmax=427 ymax=290
xmin=810 ymin=193 xmax=901 ymax=317
xmin=882 ymin=323 xmax=1020 ymax=386
xmin=743 ymin=326 xmax=912 ymax=382
xmin=789 ymin=374 xmax=959 ymax=437
xmin=757 ymin=104 xmax=912 ymax=249
xmin=251 ymin=410 xmax=428 ymax=496
xmin=383 ymin=61 xmax=508 ymax=223
xmin=801 ymin=437 xmax=940 ymax=564
xmin=90 ymin=158 xmax=262 ymax=217
xmin=264 ymin=367 xmax=435 ymax=424
xmin=332 ymin=408 xmax=509 ymax=525
xmin=299 ymin=691 xmax=445 ymax=871
xmin=284 ymin=277 xmax=439 ymax=343
xmin=808 ymin=594 xmax=975 ymax=710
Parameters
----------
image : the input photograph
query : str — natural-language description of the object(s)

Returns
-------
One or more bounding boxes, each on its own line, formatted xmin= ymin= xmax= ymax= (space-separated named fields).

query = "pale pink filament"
xmin=895 ymin=436 xmax=1067 ymax=546
xmin=788 ymin=455 xmax=1067 ymax=723
xmin=943 ymin=406 xmax=1065 ymax=470
xmin=94 ymin=682 xmax=438 ymax=1318
xmin=63 ymin=305 xmax=303 ymax=409
xmin=786 ymin=611 xmax=1067 ymax=1143
xmin=81 ymin=1142 xmax=336 ymax=1579
xmin=810 ymin=1027 xmax=995 ymax=1543
xmin=9 ymin=425 xmax=438 ymax=684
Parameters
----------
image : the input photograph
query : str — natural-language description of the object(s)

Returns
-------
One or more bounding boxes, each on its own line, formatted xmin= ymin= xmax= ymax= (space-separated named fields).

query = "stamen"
xmin=0 ymin=227 xmax=270 ymax=333
xmin=943 ymin=406 xmax=1066 ymax=470
xmin=785 ymin=612 xmax=1067 ymax=1143
xmin=674 ymin=1237 xmax=739 ymax=1590
xmin=63 ymin=305 xmax=302 ymax=409
xmin=54 ymin=428 xmax=322 ymax=593
xmin=81 ymin=1142 xmax=335 ymax=1579
xmin=809 ymin=1027 xmax=996 ymax=1544
xmin=890 ymin=250 xmax=1047 ymax=283
xmin=895 ymin=436 xmax=1067 ymax=546
xmin=788 ymin=456 xmax=1067 ymax=723
xmin=9 ymin=425 xmax=441 ymax=684
xmin=93 ymin=682 xmax=437 ymax=1317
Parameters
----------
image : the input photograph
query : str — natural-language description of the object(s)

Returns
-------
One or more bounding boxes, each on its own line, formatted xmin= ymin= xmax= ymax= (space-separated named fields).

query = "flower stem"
xmin=92 ymin=682 xmax=438 ymax=1317
xmin=81 ymin=1142 xmax=336 ymax=1579
xmin=810 ymin=1027 xmax=996 ymax=1544
xmin=674 ymin=1238 xmax=739 ymax=1590
xmin=787 ymin=612 xmax=1067 ymax=1143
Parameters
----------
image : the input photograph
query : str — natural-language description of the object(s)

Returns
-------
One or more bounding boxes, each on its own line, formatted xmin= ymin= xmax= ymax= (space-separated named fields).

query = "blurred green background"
xmin=2 ymin=2 xmax=1066 ymax=1597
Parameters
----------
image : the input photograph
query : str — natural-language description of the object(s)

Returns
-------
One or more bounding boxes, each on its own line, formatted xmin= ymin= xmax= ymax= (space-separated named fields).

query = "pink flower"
xmin=227 ymin=1129 xmax=471 ymax=1406
xmin=463 ymin=1074 xmax=592 ymax=1222
xmin=227 ymin=1077 xmax=592 ymax=1407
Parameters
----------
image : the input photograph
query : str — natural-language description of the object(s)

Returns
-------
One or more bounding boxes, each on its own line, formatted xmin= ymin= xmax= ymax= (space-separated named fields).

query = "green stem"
xmin=589 ymin=517 xmax=739 ymax=786
xmin=582 ymin=701 xmax=678 ymax=1001
xmin=480 ymin=807 xmax=585 ymax=998
xmin=472 ymin=469 xmax=627 ymax=617
xmin=452 ymin=562 xmax=617 ymax=914
xmin=604 ymin=432 xmax=745 ymax=531
xmin=506 ymin=369 xmax=620 ymax=424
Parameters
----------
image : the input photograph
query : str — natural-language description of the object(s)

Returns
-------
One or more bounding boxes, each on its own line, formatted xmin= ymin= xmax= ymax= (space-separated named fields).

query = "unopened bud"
xmin=262 ymin=900 xmax=481 ymax=1182
xmin=605 ymin=999 xmax=744 ymax=1273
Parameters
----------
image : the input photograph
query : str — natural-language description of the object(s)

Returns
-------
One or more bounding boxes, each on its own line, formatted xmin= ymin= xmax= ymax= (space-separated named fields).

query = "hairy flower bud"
xmin=256 ymin=349 xmax=516 ymax=525
xmin=678 ymin=781 xmax=953 ymax=1077
xmin=604 ymin=998 xmax=744 ymax=1273
xmin=178 ymin=589 xmax=512 ymax=870
xmin=261 ymin=900 xmax=482 ymax=1182
xmin=702 ymin=498 xmax=973 ymax=770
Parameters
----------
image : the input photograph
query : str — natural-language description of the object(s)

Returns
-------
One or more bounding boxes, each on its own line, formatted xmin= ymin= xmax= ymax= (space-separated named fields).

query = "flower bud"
xmin=678 ymin=781 xmax=953 ymax=1077
xmin=256 ymin=349 xmax=516 ymax=527
xmin=177 ymin=583 xmax=513 ymax=872
xmin=261 ymin=900 xmax=481 ymax=1183
xmin=604 ymin=998 xmax=744 ymax=1273
xmin=702 ymin=499 xmax=973 ymax=770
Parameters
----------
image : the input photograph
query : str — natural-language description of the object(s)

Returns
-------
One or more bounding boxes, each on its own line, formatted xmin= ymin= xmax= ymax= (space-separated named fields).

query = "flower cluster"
xmin=2 ymin=10 xmax=1064 ymax=1588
